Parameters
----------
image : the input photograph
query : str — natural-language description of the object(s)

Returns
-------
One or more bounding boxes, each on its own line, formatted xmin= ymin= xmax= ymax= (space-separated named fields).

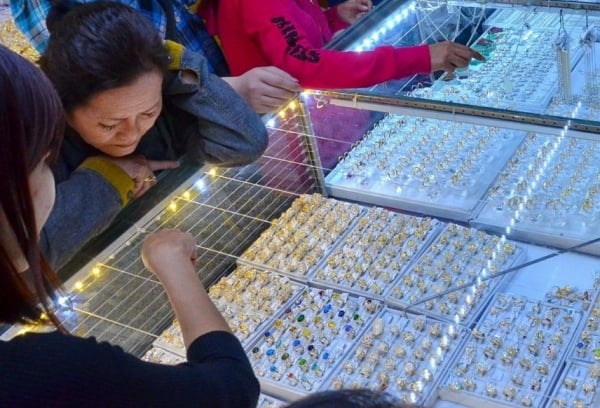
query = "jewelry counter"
xmin=148 ymin=97 xmax=600 ymax=406
xmin=319 ymin=0 xmax=600 ymax=254
xmin=2 ymin=3 xmax=600 ymax=408
xmin=0 ymin=97 xmax=598 ymax=407
xmin=328 ymin=0 xmax=600 ymax=130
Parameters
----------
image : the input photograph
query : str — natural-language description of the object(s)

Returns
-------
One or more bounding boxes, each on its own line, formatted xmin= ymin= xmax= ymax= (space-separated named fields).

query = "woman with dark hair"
xmin=11 ymin=0 xmax=301 ymax=114
xmin=38 ymin=1 xmax=269 ymax=268
xmin=0 ymin=44 xmax=260 ymax=407
xmin=285 ymin=389 xmax=417 ymax=408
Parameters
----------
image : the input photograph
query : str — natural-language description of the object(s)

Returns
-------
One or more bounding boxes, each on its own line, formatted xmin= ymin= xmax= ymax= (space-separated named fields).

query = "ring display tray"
xmin=245 ymin=287 xmax=383 ymax=401
xmin=153 ymin=265 xmax=304 ymax=357
xmin=545 ymin=360 xmax=600 ymax=408
xmin=385 ymin=224 xmax=526 ymax=327
xmin=439 ymin=293 xmax=584 ymax=408
xmin=409 ymin=26 xmax=584 ymax=114
xmin=238 ymin=194 xmax=364 ymax=282
xmin=323 ymin=308 xmax=469 ymax=406
xmin=567 ymin=287 xmax=600 ymax=363
xmin=326 ymin=115 xmax=526 ymax=222
xmin=473 ymin=133 xmax=600 ymax=256
xmin=310 ymin=207 xmax=442 ymax=301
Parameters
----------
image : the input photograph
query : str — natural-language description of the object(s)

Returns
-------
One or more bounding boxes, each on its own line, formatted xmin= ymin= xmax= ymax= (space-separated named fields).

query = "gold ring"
xmin=143 ymin=175 xmax=157 ymax=184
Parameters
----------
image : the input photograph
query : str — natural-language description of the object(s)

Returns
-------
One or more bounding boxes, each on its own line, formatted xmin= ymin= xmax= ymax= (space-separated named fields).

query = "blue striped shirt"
xmin=9 ymin=0 xmax=230 ymax=75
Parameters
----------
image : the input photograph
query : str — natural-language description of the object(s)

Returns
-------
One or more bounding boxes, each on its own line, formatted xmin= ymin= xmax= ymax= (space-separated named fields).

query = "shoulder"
xmin=0 ymin=332 xmax=127 ymax=405
xmin=1 ymin=331 xmax=121 ymax=366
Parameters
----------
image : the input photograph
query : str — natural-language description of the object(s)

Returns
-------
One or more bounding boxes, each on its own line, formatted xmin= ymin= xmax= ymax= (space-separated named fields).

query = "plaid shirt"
xmin=9 ymin=0 xmax=230 ymax=75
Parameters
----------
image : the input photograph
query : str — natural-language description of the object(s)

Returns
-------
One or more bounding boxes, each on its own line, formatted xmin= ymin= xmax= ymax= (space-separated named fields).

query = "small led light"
xmin=193 ymin=179 xmax=205 ymax=191
xmin=92 ymin=267 xmax=101 ymax=277
xmin=74 ymin=281 xmax=84 ymax=291
xmin=56 ymin=296 xmax=71 ymax=308
xmin=182 ymin=191 xmax=191 ymax=200
xmin=168 ymin=201 xmax=177 ymax=212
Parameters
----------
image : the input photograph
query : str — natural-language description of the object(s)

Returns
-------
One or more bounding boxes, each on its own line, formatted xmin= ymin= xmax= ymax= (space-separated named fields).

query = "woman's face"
xmin=66 ymin=71 xmax=163 ymax=157
xmin=29 ymin=157 xmax=56 ymax=233
xmin=0 ymin=156 xmax=55 ymax=272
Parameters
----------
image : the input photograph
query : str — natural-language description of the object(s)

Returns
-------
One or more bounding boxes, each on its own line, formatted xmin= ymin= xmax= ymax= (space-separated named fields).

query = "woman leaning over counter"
xmin=39 ymin=1 xmax=268 ymax=268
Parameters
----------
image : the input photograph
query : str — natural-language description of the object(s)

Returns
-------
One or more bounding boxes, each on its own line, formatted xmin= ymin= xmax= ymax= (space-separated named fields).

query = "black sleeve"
xmin=0 ymin=331 xmax=259 ymax=408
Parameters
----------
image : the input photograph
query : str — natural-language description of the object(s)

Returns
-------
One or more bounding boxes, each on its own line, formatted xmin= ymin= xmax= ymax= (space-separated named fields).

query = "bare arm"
xmin=141 ymin=230 xmax=230 ymax=348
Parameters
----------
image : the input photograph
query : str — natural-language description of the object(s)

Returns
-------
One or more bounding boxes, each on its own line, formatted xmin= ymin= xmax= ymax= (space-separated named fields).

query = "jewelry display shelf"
xmin=4 ymin=4 xmax=600 ymax=408
xmin=324 ymin=309 xmax=470 ymax=407
xmin=151 ymin=265 xmax=304 ymax=357
xmin=310 ymin=206 xmax=442 ymax=301
xmin=484 ymin=7 xmax=600 ymax=123
xmin=439 ymin=293 xmax=584 ymax=408
xmin=545 ymin=360 xmax=600 ymax=408
xmin=238 ymin=194 xmax=364 ymax=282
xmin=325 ymin=114 xmax=526 ymax=222
xmin=408 ymin=18 xmax=585 ymax=114
xmin=472 ymin=133 xmax=600 ymax=256
xmin=546 ymin=53 xmax=600 ymax=123
xmin=245 ymin=287 xmax=384 ymax=401
xmin=384 ymin=224 xmax=526 ymax=327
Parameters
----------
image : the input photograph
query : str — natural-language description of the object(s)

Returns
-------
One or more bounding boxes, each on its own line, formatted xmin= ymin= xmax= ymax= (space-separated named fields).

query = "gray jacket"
xmin=42 ymin=48 xmax=268 ymax=268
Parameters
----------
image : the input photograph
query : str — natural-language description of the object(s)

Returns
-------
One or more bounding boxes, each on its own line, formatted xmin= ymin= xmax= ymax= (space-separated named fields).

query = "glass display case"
xmin=318 ymin=0 xmax=600 ymax=255
xmin=3 ymin=1 xmax=600 ymax=407
xmin=329 ymin=0 xmax=600 ymax=127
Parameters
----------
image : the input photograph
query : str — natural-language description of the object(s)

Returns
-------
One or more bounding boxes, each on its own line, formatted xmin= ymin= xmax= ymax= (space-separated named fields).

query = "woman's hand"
xmin=224 ymin=66 xmax=301 ymax=114
xmin=141 ymin=229 xmax=232 ymax=348
xmin=336 ymin=0 xmax=373 ymax=24
xmin=141 ymin=230 xmax=198 ymax=280
xmin=428 ymin=41 xmax=485 ymax=73
xmin=102 ymin=154 xmax=180 ymax=198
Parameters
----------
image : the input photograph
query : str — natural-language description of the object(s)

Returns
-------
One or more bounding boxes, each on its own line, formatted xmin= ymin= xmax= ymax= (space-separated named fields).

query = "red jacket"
xmin=201 ymin=0 xmax=431 ymax=89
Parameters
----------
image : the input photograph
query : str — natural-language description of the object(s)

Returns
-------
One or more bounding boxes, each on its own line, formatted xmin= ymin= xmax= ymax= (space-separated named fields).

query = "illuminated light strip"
xmin=354 ymin=1 xmax=416 ymax=52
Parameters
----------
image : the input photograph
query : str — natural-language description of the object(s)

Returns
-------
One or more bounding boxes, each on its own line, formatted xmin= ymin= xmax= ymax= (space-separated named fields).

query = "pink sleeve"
xmin=324 ymin=6 xmax=350 ymax=35
xmin=240 ymin=0 xmax=431 ymax=89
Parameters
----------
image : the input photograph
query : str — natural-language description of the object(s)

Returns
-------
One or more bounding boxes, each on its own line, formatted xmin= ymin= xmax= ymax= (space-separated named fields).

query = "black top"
xmin=0 ymin=330 xmax=259 ymax=407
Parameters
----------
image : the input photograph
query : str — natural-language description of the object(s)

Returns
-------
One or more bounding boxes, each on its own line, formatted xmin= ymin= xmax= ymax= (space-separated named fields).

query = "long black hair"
xmin=39 ymin=1 xmax=170 ymax=112
xmin=0 ymin=45 xmax=65 ymax=327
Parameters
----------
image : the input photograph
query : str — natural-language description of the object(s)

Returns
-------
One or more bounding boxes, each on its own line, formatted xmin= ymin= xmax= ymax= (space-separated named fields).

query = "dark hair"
xmin=285 ymin=389 xmax=418 ymax=408
xmin=39 ymin=1 xmax=170 ymax=112
xmin=0 ymin=45 xmax=65 ymax=327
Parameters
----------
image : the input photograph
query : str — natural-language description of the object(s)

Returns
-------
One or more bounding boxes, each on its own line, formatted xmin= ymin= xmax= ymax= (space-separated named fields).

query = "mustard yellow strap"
xmin=79 ymin=157 xmax=135 ymax=206
xmin=165 ymin=40 xmax=185 ymax=71
xmin=188 ymin=0 xmax=202 ymax=13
